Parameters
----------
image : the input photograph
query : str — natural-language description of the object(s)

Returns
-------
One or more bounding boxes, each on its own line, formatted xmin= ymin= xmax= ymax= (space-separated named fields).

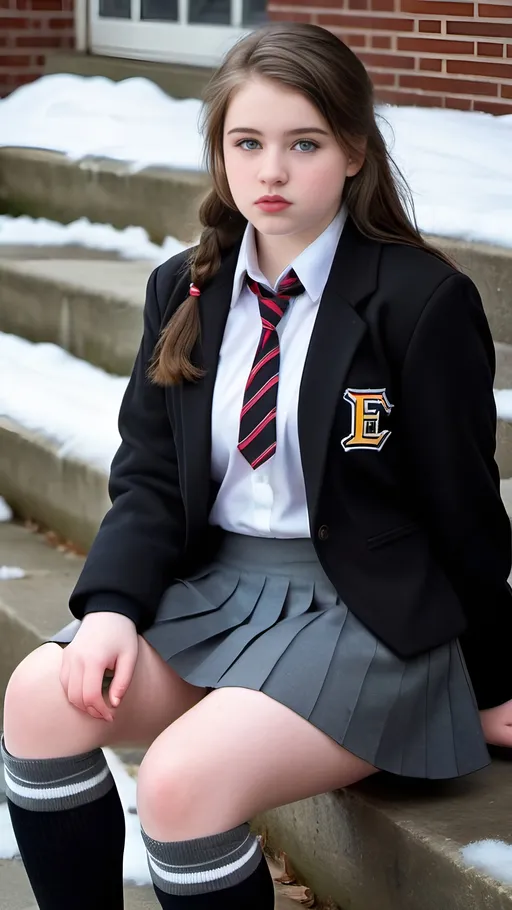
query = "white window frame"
xmin=88 ymin=0 xmax=253 ymax=66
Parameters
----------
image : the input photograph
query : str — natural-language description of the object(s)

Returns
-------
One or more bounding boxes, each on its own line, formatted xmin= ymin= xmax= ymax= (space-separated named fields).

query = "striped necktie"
xmin=237 ymin=269 xmax=305 ymax=470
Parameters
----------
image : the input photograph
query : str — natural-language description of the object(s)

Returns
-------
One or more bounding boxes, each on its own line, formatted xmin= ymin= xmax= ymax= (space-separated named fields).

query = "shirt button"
xmin=317 ymin=525 xmax=329 ymax=541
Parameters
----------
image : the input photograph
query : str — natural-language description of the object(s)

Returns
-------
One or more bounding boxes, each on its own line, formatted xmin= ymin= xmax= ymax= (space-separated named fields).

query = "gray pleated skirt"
xmin=52 ymin=532 xmax=490 ymax=780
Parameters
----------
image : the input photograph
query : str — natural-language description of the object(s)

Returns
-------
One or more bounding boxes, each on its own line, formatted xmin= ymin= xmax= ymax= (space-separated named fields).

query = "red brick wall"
xmin=0 ymin=0 xmax=74 ymax=97
xmin=268 ymin=0 xmax=512 ymax=114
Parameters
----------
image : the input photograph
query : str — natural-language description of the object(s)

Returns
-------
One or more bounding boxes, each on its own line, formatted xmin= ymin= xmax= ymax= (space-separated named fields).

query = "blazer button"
xmin=318 ymin=524 xmax=329 ymax=541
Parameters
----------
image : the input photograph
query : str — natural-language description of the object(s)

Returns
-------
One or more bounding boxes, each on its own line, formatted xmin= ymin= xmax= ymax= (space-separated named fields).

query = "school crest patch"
xmin=341 ymin=388 xmax=393 ymax=452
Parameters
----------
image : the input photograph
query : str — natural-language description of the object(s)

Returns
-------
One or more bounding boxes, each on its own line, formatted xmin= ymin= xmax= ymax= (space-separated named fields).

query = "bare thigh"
xmin=137 ymin=686 xmax=378 ymax=841
xmin=3 ymin=640 xmax=208 ymax=759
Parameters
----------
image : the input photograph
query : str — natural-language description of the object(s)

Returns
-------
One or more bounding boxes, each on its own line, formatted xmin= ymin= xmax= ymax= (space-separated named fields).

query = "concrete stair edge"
xmin=0 ymin=257 xmax=152 ymax=375
xmin=0 ymin=147 xmax=209 ymax=247
xmin=0 ymin=417 xmax=109 ymax=552
xmin=255 ymin=778 xmax=512 ymax=910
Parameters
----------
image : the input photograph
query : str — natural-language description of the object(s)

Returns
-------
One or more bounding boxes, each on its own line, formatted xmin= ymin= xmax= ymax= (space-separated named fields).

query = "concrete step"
xmin=495 ymin=344 xmax=512 ymax=477
xmin=0 ymin=858 xmax=160 ymax=910
xmin=495 ymin=343 xmax=512 ymax=389
xmin=0 ymin=147 xmax=208 ymax=247
xmin=499 ymin=476 xmax=512 ymax=517
xmin=256 ymin=763 xmax=512 ymax=910
xmin=0 ymin=857 xmax=301 ymax=909
xmin=0 ymin=257 xmax=152 ymax=376
xmin=0 ymin=417 xmax=110 ymax=553
xmin=1 ymin=519 xmax=512 ymax=910
xmin=43 ymin=49 xmax=213 ymax=103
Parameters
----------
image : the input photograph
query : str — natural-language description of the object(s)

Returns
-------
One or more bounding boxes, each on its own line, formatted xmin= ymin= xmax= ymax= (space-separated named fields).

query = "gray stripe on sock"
xmin=141 ymin=822 xmax=264 ymax=895
xmin=1 ymin=736 xmax=113 ymax=812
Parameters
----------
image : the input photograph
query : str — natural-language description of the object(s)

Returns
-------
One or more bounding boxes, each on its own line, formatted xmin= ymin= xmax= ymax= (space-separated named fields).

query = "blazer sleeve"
xmin=68 ymin=262 xmax=187 ymax=631
xmin=399 ymin=271 xmax=512 ymax=709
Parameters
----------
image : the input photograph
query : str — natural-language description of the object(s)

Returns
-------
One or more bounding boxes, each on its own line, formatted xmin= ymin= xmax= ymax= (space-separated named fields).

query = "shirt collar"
xmin=230 ymin=203 xmax=348 ymax=308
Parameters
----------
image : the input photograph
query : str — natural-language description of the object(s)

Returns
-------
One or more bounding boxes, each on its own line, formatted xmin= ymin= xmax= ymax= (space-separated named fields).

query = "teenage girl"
xmin=3 ymin=21 xmax=512 ymax=910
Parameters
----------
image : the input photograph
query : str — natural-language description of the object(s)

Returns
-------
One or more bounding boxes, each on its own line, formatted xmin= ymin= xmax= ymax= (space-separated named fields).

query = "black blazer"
xmin=69 ymin=216 xmax=512 ymax=710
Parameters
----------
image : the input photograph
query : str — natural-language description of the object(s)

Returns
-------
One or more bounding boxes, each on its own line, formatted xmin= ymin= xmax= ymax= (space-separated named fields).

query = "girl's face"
xmin=223 ymin=76 xmax=363 ymax=248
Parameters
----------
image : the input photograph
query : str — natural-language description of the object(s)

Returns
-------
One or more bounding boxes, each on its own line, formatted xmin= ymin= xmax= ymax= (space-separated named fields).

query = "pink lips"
xmin=256 ymin=196 xmax=292 ymax=213
xmin=256 ymin=195 xmax=291 ymax=203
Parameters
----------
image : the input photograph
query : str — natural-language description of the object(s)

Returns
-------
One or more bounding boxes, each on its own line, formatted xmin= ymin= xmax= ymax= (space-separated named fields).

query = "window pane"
xmin=242 ymin=0 xmax=267 ymax=26
xmin=188 ymin=0 xmax=230 ymax=25
xmin=99 ymin=0 xmax=131 ymax=17
xmin=141 ymin=0 xmax=178 ymax=19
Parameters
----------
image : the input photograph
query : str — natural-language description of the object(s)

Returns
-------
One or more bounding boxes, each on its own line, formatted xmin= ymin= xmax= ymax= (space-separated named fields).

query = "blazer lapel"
xmin=179 ymin=239 xmax=243 ymax=539
xmin=298 ymin=216 xmax=382 ymax=526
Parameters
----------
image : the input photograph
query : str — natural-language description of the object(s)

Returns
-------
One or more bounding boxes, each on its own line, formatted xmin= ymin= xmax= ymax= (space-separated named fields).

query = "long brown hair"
xmin=150 ymin=22 xmax=455 ymax=387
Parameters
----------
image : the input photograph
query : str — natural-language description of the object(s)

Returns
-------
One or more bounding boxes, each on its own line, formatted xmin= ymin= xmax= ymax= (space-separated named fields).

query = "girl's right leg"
xmin=2 ymin=639 xmax=208 ymax=910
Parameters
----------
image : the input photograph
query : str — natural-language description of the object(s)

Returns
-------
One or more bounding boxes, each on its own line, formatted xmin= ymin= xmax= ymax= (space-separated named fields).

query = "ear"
xmin=346 ymin=138 xmax=367 ymax=177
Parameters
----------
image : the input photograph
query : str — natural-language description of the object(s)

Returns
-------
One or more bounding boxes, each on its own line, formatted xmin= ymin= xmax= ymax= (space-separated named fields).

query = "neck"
xmin=255 ymin=234 xmax=302 ymax=287
xmin=254 ymin=209 xmax=340 ymax=286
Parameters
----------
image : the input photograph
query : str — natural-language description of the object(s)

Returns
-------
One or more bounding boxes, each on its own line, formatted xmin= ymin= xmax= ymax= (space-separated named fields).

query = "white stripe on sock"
xmin=148 ymin=836 xmax=260 ymax=885
xmin=3 ymin=762 xmax=111 ymax=801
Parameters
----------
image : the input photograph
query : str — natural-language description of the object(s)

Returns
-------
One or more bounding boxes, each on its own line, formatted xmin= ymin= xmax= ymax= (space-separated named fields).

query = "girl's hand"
xmin=59 ymin=612 xmax=139 ymax=722
xmin=480 ymin=700 xmax=512 ymax=748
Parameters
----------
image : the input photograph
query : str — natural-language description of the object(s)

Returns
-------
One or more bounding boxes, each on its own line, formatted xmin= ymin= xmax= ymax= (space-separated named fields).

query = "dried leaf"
xmin=284 ymin=852 xmax=297 ymax=882
xmin=19 ymin=517 xmax=85 ymax=556
xmin=23 ymin=518 xmax=39 ymax=533
xmin=266 ymin=855 xmax=321 ymax=907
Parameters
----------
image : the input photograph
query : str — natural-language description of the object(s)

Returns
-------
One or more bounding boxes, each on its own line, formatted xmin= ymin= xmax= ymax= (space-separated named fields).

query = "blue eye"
xmin=296 ymin=140 xmax=318 ymax=152
xmin=237 ymin=139 xmax=260 ymax=151
xmin=235 ymin=139 xmax=319 ymax=152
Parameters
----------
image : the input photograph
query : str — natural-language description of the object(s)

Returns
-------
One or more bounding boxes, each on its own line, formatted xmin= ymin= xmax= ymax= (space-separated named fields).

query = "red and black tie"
xmin=238 ymin=269 xmax=305 ymax=470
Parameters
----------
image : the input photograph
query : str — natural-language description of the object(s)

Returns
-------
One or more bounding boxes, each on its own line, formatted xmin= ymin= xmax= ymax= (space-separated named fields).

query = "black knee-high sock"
xmin=142 ymin=823 xmax=275 ymax=909
xmin=1 ymin=737 xmax=125 ymax=910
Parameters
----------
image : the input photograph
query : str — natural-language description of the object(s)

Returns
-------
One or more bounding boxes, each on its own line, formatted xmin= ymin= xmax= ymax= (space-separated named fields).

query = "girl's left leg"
xmin=137 ymin=686 xmax=378 ymax=909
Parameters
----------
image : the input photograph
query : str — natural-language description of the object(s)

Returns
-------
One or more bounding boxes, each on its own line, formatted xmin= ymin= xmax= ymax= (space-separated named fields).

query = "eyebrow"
xmin=226 ymin=127 xmax=330 ymax=137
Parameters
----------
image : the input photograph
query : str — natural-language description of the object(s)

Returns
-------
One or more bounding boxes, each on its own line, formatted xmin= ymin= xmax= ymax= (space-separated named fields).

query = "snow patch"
xmin=0 ymin=498 xmax=13 ymax=522
xmin=0 ymin=214 xmax=189 ymax=263
xmin=0 ymin=567 xmax=26 ymax=580
xmin=0 ymin=332 xmax=127 ymax=473
xmin=494 ymin=390 xmax=512 ymax=422
xmin=461 ymin=839 xmax=512 ymax=885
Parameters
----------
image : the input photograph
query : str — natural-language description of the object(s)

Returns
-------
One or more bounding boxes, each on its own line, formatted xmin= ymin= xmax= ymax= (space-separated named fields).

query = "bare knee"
xmin=3 ymin=643 xmax=91 ymax=758
xmin=137 ymin=738 xmax=209 ymax=840
xmin=4 ymin=643 xmax=60 ymax=729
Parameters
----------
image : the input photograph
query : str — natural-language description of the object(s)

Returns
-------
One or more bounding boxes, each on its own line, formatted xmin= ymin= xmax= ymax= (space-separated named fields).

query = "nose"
xmin=257 ymin=148 xmax=288 ymax=187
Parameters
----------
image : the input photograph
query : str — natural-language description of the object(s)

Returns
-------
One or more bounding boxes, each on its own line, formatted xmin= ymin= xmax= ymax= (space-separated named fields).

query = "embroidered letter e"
xmin=341 ymin=388 xmax=393 ymax=451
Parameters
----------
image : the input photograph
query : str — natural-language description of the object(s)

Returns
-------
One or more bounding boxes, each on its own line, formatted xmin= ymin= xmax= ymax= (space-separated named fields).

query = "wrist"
xmin=79 ymin=593 xmax=143 ymax=628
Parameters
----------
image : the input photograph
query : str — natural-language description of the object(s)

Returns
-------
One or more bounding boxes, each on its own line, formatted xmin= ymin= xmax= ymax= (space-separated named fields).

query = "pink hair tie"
xmin=189 ymin=282 xmax=201 ymax=297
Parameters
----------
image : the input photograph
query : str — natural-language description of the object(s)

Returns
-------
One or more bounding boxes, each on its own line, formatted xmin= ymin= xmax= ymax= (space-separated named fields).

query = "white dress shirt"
xmin=208 ymin=204 xmax=348 ymax=538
